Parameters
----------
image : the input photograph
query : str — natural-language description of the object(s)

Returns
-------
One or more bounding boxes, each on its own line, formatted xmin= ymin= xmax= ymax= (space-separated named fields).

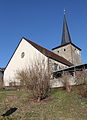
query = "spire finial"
xmin=64 ymin=9 xmax=66 ymax=15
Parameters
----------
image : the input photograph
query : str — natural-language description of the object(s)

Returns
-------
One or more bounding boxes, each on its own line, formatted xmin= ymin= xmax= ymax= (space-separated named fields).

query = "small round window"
xmin=21 ymin=52 xmax=25 ymax=58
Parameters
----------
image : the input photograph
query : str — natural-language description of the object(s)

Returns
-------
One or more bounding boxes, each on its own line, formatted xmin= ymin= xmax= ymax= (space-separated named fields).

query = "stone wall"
xmin=48 ymin=58 xmax=68 ymax=72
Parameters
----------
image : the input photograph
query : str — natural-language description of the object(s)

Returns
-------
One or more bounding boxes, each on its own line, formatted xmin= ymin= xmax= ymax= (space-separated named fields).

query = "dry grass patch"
xmin=0 ymin=86 xmax=87 ymax=120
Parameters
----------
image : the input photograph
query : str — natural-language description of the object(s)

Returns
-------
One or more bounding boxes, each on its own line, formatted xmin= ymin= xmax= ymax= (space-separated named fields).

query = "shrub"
xmin=16 ymin=59 xmax=51 ymax=102
xmin=76 ymin=71 xmax=87 ymax=98
xmin=77 ymin=85 xmax=87 ymax=98
xmin=75 ymin=71 xmax=87 ymax=85
xmin=61 ymin=72 xmax=72 ymax=92
xmin=0 ymin=78 xmax=3 ymax=89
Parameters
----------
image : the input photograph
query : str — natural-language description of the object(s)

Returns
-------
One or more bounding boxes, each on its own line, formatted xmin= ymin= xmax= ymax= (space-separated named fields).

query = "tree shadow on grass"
xmin=1 ymin=107 xmax=17 ymax=117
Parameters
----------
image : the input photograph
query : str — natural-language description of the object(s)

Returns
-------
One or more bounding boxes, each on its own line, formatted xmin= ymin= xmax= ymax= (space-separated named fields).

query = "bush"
xmin=16 ymin=59 xmax=51 ymax=102
xmin=61 ymin=72 xmax=72 ymax=92
xmin=77 ymin=85 xmax=87 ymax=98
xmin=76 ymin=71 xmax=87 ymax=85
xmin=0 ymin=78 xmax=3 ymax=89
xmin=76 ymin=71 xmax=87 ymax=98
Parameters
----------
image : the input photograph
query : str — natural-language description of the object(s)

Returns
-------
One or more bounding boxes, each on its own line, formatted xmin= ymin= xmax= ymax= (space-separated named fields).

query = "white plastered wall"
xmin=4 ymin=38 xmax=48 ymax=86
xmin=50 ymin=76 xmax=76 ymax=88
xmin=4 ymin=38 xmax=74 ymax=88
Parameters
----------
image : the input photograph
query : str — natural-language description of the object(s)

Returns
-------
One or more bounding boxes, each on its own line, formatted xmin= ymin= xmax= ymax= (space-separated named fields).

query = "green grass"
xmin=0 ymin=87 xmax=87 ymax=120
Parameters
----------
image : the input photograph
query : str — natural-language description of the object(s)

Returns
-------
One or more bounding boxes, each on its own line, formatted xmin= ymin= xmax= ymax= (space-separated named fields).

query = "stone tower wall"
xmin=70 ymin=45 xmax=81 ymax=65
xmin=52 ymin=44 xmax=81 ymax=66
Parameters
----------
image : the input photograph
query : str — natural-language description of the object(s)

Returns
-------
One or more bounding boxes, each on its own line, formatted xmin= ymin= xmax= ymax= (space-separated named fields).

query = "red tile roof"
xmin=24 ymin=38 xmax=73 ymax=67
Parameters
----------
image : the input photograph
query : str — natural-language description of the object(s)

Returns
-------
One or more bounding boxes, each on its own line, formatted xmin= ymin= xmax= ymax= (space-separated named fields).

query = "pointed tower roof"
xmin=52 ymin=10 xmax=81 ymax=51
xmin=61 ymin=12 xmax=72 ymax=45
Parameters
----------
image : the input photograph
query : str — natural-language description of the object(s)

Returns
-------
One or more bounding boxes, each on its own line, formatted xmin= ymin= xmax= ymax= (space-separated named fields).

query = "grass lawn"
xmin=0 ymin=86 xmax=87 ymax=120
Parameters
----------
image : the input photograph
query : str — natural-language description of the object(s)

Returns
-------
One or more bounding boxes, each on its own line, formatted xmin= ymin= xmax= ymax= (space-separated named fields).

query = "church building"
xmin=3 ymin=13 xmax=81 ymax=87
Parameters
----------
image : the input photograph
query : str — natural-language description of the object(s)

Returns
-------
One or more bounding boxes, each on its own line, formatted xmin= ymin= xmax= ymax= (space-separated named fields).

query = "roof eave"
xmin=52 ymin=42 xmax=81 ymax=51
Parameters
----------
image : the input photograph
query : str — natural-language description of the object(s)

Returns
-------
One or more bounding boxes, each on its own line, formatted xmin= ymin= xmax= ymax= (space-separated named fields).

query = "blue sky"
xmin=0 ymin=0 xmax=87 ymax=67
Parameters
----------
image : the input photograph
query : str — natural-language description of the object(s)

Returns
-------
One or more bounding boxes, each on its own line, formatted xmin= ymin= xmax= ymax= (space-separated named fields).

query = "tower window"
xmin=64 ymin=49 xmax=66 ymax=51
xmin=58 ymin=51 xmax=59 ymax=53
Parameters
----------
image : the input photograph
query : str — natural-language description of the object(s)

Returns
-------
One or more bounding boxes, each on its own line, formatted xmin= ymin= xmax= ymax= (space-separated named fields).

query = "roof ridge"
xmin=24 ymin=37 xmax=73 ymax=66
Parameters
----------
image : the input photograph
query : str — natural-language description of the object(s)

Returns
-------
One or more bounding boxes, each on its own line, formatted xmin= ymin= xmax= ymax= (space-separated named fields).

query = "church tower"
xmin=52 ymin=11 xmax=82 ymax=66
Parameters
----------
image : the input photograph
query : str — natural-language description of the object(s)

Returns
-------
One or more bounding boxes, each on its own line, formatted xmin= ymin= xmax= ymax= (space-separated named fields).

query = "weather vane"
xmin=64 ymin=9 xmax=66 ymax=15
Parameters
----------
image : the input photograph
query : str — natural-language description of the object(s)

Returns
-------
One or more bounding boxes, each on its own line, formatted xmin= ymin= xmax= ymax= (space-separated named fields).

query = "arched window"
xmin=64 ymin=49 xmax=66 ymax=51
xmin=21 ymin=52 xmax=25 ymax=58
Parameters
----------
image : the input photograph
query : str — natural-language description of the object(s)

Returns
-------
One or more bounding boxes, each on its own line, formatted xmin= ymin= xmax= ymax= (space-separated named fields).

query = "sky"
xmin=0 ymin=0 xmax=87 ymax=67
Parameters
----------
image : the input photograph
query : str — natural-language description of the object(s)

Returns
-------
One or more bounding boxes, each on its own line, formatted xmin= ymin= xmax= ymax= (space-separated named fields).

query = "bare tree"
xmin=61 ymin=72 xmax=72 ymax=92
xmin=16 ymin=58 xmax=51 ymax=102
xmin=75 ymin=71 xmax=87 ymax=85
